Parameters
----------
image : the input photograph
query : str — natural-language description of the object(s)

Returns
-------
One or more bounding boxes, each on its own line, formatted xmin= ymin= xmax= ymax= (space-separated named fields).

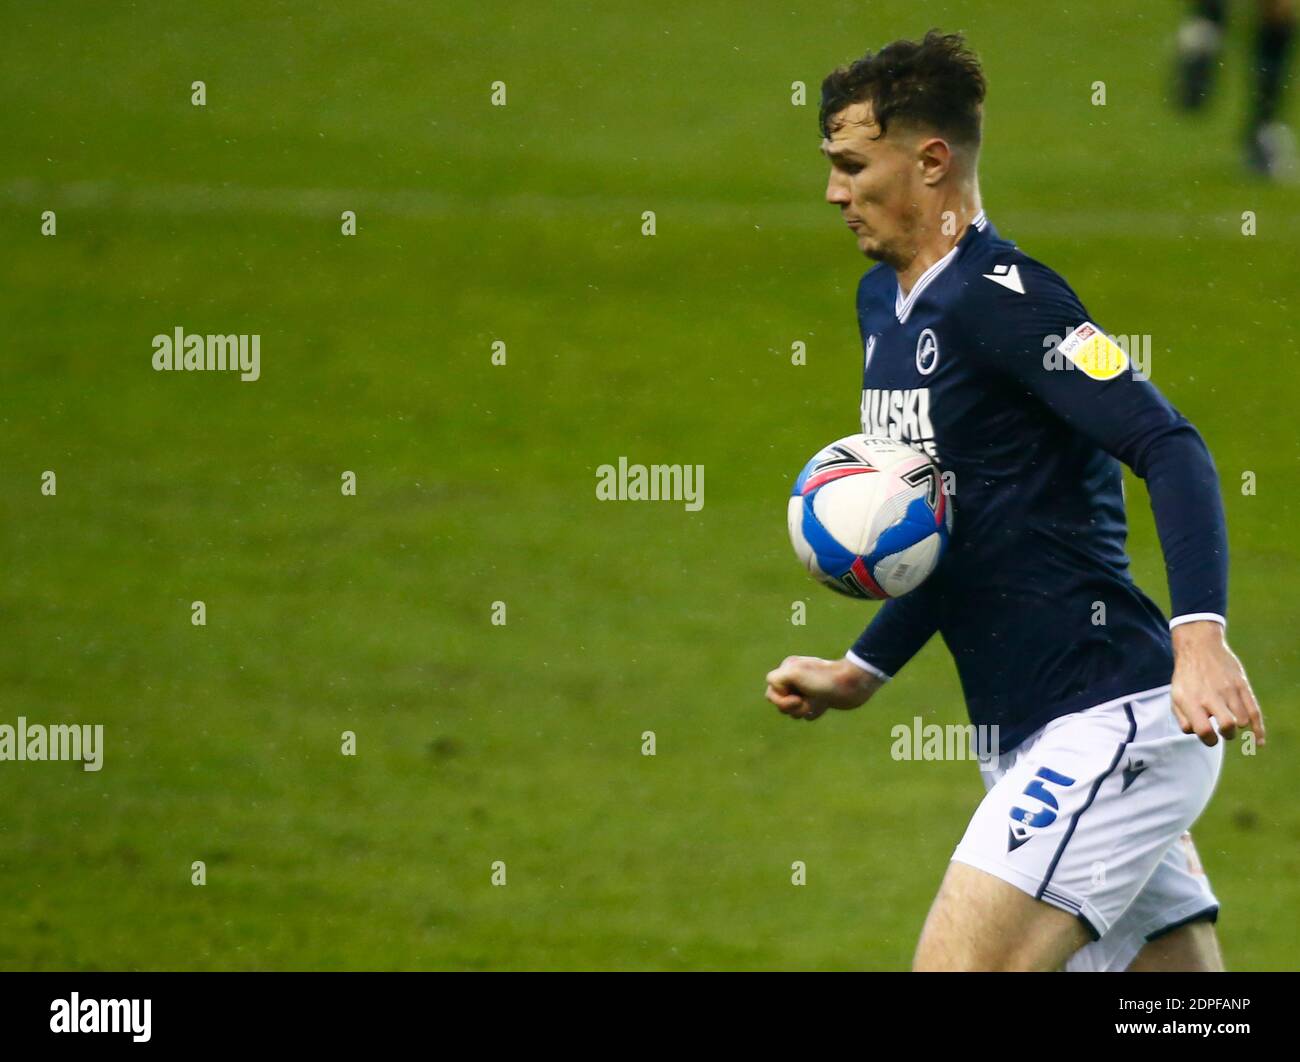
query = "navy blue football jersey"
xmin=847 ymin=211 xmax=1228 ymax=750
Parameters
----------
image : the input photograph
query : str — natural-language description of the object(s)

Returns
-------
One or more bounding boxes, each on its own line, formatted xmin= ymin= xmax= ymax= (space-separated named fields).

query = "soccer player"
xmin=1175 ymin=0 xmax=1296 ymax=178
xmin=764 ymin=31 xmax=1265 ymax=972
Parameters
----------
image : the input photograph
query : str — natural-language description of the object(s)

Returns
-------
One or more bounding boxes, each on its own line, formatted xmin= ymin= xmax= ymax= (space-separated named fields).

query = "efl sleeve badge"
xmin=1057 ymin=321 xmax=1130 ymax=381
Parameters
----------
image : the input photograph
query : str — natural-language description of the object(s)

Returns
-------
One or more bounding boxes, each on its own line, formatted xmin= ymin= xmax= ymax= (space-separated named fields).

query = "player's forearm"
xmin=837 ymin=655 xmax=887 ymax=704
xmin=1140 ymin=423 xmax=1229 ymax=624
xmin=846 ymin=585 xmax=940 ymax=680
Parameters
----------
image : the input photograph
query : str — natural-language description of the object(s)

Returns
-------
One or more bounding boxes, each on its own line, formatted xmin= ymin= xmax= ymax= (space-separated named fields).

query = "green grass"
xmin=0 ymin=0 xmax=1295 ymax=970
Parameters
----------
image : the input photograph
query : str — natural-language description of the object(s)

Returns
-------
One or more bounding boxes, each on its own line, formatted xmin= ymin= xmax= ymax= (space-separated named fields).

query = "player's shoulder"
xmin=953 ymin=232 xmax=1085 ymax=328
xmin=857 ymin=260 xmax=894 ymax=303
xmin=957 ymin=233 xmax=1073 ymax=296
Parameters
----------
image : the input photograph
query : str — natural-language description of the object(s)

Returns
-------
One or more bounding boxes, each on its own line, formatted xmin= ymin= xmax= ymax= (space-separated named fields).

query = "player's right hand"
xmin=764 ymin=655 xmax=883 ymax=721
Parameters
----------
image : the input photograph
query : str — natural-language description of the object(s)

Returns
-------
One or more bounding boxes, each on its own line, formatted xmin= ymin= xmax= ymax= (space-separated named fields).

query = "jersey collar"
xmin=893 ymin=210 xmax=988 ymax=324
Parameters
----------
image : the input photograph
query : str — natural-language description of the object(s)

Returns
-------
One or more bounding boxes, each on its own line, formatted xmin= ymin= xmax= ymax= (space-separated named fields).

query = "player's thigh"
xmin=913 ymin=861 xmax=1090 ymax=971
xmin=1067 ymin=830 xmax=1223 ymax=971
xmin=1128 ymin=919 xmax=1224 ymax=972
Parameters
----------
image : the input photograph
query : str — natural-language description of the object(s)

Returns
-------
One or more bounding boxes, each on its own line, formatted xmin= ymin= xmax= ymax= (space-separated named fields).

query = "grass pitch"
xmin=0 ymin=1 xmax=1295 ymax=969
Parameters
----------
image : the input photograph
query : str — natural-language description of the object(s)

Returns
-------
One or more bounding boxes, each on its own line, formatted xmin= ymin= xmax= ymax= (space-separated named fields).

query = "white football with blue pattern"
xmin=788 ymin=434 xmax=952 ymax=599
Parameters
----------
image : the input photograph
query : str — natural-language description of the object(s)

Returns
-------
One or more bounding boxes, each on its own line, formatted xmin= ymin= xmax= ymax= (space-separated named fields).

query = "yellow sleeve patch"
xmin=1058 ymin=322 xmax=1129 ymax=381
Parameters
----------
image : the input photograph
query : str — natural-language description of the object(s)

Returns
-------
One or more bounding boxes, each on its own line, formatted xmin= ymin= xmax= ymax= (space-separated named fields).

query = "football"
xmin=787 ymin=434 xmax=952 ymax=599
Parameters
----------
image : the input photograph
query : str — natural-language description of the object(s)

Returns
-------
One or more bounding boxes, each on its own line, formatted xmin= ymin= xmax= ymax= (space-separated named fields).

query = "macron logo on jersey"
xmin=983 ymin=263 xmax=1025 ymax=294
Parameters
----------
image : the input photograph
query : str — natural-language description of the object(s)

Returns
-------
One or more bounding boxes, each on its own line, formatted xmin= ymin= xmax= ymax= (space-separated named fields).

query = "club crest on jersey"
xmin=915 ymin=329 xmax=939 ymax=376
xmin=1057 ymin=321 xmax=1129 ymax=381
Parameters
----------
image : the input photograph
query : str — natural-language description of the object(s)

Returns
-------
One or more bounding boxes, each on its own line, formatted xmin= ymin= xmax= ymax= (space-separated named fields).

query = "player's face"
xmin=822 ymin=101 xmax=922 ymax=268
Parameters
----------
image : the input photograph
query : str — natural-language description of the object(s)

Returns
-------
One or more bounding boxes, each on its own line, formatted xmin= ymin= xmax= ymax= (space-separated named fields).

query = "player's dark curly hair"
xmin=819 ymin=30 xmax=986 ymax=147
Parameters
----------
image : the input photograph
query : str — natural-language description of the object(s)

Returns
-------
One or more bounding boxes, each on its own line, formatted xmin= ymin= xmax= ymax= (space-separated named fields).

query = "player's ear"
xmin=917 ymin=136 xmax=953 ymax=185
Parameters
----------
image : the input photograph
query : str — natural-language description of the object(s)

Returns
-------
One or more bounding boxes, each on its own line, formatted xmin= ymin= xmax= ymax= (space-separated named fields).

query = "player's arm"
xmin=960 ymin=261 xmax=1264 ymax=747
xmin=764 ymin=654 xmax=884 ymax=721
xmin=765 ymin=583 xmax=939 ymax=721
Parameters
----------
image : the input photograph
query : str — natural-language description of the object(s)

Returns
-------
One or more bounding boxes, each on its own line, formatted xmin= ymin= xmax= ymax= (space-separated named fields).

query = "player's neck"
xmin=894 ymin=197 xmax=983 ymax=297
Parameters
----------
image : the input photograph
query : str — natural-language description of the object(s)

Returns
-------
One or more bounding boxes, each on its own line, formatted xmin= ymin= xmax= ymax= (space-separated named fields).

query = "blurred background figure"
xmin=1175 ymin=0 xmax=1297 ymax=177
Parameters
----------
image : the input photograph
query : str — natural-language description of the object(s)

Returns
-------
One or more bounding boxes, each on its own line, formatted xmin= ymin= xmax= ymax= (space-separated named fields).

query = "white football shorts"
xmin=951 ymin=685 xmax=1224 ymax=972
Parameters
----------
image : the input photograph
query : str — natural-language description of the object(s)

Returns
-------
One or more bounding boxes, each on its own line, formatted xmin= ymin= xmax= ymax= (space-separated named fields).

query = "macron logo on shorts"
xmin=1121 ymin=759 xmax=1147 ymax=792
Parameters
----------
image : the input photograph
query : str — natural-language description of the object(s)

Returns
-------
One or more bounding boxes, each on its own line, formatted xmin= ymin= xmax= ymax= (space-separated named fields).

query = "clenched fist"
xmin=764 ymin=655 xmax=884 ymax=721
